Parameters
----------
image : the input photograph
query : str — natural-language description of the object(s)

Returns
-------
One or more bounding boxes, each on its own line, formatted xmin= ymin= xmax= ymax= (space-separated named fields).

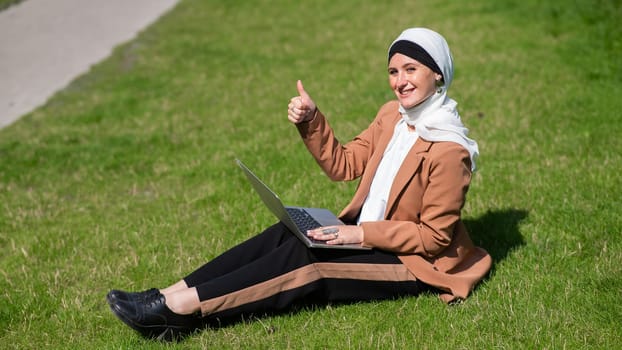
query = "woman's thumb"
xmin=297 ymin=80 xmax=310 ymax=100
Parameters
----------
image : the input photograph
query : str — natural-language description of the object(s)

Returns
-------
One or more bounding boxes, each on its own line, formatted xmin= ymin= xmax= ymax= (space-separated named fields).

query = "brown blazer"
xmin=296 ymin=100 xmax=492 ymax=302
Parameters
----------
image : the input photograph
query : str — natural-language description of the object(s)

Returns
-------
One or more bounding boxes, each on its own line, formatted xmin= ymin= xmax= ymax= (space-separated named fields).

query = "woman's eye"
xmin=406 ymin=67 xmax=416 ymax=73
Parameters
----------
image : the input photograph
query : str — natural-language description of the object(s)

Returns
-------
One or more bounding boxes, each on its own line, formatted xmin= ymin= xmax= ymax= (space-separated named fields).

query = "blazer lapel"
xmin=384 ymin=138 xmax=432 ymax=218
xmin=338 ymin=114 xmax=401 ymax=221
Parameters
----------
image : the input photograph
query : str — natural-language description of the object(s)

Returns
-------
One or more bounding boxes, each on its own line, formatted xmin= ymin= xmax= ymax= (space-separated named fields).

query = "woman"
xmin=107 ymin=27 xmax=491 ymax=341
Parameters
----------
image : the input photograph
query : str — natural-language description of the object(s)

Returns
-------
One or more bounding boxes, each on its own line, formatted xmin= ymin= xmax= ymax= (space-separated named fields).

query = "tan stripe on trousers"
xmin=199 ymin=262 xmax=416 ymax=316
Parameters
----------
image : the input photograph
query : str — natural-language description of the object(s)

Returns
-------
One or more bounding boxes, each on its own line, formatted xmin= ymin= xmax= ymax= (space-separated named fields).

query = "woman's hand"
xmin=288 ymin=80 xmax=317 ymax=124
xmin=306 ymin=225 xmax=364 ymax=245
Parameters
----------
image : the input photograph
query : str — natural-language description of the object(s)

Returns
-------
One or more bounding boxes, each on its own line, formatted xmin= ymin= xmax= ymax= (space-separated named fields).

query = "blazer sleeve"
xmin=296 ymin=102 xmax=396 ymax=181
xmin=361 ymin=144 xmax=472 ymax=258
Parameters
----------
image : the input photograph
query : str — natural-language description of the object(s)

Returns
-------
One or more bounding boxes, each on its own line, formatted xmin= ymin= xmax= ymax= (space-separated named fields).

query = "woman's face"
xmin=388 ymin=53 xmax=442 ymax=109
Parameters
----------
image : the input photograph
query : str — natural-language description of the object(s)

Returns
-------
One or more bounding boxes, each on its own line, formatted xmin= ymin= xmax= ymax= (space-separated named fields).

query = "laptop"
xmin=236 ymin=159 xmax=370 ymax=250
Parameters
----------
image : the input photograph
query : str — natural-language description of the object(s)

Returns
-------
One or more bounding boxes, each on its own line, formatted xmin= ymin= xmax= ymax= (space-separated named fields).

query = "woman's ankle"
xmin=160 ymin=279 xmax=189 ymax=295
xmin=164 ymin=288 xmax=201 ymax=315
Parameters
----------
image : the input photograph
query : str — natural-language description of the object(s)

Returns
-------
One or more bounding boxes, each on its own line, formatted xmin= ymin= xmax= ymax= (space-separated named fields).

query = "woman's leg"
xmin=187 ymin=226 xmax=424 ymax=324
xmin=156 ymin=222 xmax=295 ymax=297
xmin=107 ymin=223 xmax=294 ymax=305
xmin=181 ymin=222 xmax=295 ymax=288
xmin=156 ymin=222 xmax=301 ymax=315
xmin=108 ymin=222 xmax=424 ymax=340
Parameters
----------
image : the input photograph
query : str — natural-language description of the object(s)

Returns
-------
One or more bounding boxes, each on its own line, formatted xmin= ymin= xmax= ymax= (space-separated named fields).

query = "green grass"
xmin=1 ymin=0 xmax=621 ymax=348
xmin=0 ymin=0 xmax=22 ymax=11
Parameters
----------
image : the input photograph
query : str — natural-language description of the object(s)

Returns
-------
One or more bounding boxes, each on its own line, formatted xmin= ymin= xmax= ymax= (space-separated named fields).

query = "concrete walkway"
xmin=0 ymin=0 xmax=179 ymax=129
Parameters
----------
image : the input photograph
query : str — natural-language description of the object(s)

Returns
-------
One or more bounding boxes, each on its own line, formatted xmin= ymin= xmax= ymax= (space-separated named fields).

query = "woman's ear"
xmin=435 ymin=74 xmax=443 ymax=84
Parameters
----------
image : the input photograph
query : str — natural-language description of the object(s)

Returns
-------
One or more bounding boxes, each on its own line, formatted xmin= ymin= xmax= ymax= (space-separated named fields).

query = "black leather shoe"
xmin=108 ymin=291 xmax=203 ymax=341
xmin=107 ymin=288 xmax=159 ymax=304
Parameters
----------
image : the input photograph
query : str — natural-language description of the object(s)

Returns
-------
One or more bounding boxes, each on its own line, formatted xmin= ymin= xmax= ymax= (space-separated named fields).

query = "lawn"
xmin=0 ymin=0 xmax=21 ymax=11
xmin=1 ymin=0 xmax=621 ymax=348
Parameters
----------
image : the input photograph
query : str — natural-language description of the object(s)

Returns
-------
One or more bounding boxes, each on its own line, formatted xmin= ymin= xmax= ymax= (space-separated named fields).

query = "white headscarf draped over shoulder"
xmin=389 ymin=28 xmax=479 ymax=171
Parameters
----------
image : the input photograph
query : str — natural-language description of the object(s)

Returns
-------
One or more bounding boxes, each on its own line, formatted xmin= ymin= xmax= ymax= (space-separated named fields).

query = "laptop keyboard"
xmin=286 ymin=207 xmax=322 ymax=232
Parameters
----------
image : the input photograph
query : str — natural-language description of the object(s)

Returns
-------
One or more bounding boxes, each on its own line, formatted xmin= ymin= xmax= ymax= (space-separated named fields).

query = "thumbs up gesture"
xmin=288 ymin=80 xmax=317 ymax=124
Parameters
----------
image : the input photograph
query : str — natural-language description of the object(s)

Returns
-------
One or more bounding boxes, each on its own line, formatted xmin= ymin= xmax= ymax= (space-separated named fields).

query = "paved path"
xmin=0 ymin=0 xmax=179 ymax=129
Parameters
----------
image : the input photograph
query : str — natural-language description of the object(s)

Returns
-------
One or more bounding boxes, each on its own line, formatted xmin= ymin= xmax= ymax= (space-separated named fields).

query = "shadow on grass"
xmin=464 ymin=208 xmax=528 ymax=267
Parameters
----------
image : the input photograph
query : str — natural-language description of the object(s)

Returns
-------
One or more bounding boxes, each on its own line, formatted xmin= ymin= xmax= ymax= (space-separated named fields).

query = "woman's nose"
xmin=396 ymin=73 xmax=407 ymax=86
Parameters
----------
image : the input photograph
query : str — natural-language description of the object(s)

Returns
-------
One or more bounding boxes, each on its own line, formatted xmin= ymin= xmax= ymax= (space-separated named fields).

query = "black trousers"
xmin=184 ymin=223 xmax=425 ymax=323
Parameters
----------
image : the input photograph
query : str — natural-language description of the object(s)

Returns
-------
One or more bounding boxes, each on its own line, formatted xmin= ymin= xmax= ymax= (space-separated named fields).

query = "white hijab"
xmin=389 ymin=28 xmax=479 ymax=171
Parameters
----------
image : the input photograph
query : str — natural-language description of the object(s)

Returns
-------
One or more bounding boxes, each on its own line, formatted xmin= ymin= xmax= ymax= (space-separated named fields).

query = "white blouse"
xmin=358 ymin=119 xmax=418 ymax=224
